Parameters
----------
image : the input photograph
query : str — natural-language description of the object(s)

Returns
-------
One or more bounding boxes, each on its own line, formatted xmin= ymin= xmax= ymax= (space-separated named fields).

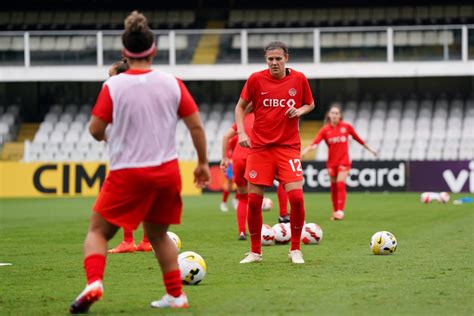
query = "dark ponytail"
xmin=122 ymin=11 xmax=155 ymax=58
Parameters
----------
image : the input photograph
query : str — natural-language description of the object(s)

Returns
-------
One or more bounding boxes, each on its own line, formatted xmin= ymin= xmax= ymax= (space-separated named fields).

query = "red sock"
xmin=330 ymin=182 xmax=338 ymax=212
xmin=142 ymin=232 xmax=149 ymax=243
xmin=336 ymin=182 xmax=347 ymax=211
xmin=84 ymin=254 xmax=106 ymax=285
xmin=163 ymin=269 xmax=182 ymax=298
xmin=222 ymin=190 xmax=229 ymax=202
xmin=236 ymin=193 xmax=248 ymax=234
xmin=247 ymin=193 xmax=263 ymax=254
xmin=277 ymin=184 xmax=288 ymax=217
xmin=123 ymin=229 xmax=134 ymax=243
xmin=288 ymin=189 xmax=305 ymax=251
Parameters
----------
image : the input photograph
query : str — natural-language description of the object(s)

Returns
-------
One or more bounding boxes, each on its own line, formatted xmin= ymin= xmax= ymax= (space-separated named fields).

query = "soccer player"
xmin=235 ymin=41 xmax=315 ymax=264
xmin=220 ymin=135 xmax=237 ymax=212
xmin=221 ymin=112 xmax=291 ymax=240
xmin=69 ymin=11 xmax=210 ymax=313
xmin=301 ymin=104 xmax=377 ymax=220
xmin=106 ymin=59 xmax=153 ymax=254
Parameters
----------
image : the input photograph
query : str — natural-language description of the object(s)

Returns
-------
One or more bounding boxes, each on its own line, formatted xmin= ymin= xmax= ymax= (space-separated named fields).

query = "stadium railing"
xmin=0 ymin=25 xmax=473 ymax=67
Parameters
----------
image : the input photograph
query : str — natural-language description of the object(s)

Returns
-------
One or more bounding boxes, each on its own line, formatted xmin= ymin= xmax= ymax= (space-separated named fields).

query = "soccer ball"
xmin=301 ymin=223 xmax=323 ymax=244
xmin=272 ymin=223 xmax=291 ymax=244
xmin=261 ymin=197 xmax=273 ymax=211
xmin=178 ymin=251 xmax=207 ymax=285
xmin=370 ymin=231 xmax=397 ymax=255
xmin=167 ymin=232 xmax=182 ymax=251
xmin=439 ymin=192 xmax=450 ymax=203
xmin=261 ymin=224 xmax=275 ymax=245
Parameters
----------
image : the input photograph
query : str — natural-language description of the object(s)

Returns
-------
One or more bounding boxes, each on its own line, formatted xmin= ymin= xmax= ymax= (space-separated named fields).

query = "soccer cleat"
xmin=135 ymin=241 xmax=153 ymax=252
xmin=232 ymin=198 xmax=239 ymax=210
xmin=150 ymin=293 xmax=189 ymax=309
xmin=288 ymin=250 xmax=305 ymax=264
xmin=238 ymin=232 xmax=247 ymax=241
xmin=331 ymin=210 xmax=345 ymax=221
xmin=239 ymin=252 xmax=263 ymax=264
xmin=69 ymin=280 xmax=103 ymax=314
xmin=278 ymin=214 xmax=290 ymax=223
xmin=107 ymin=241 xmax=136 ymax=254
xmin=220 ymin=202 xmax=229 ymax=212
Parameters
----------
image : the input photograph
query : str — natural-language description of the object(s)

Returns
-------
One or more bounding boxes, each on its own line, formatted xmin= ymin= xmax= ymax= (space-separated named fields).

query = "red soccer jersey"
xmin=231 ymin=113 xmax=255 ymax=160
xmin=312 ymin=121 xmax=365 ymax=167
xmin=240 ymin=69 xmax=314 ymax=149
xmin=227 ymin=135 xmax=238 ymax=159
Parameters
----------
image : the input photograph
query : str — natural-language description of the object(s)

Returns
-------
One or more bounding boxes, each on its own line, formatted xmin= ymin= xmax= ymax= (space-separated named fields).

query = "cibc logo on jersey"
xmin=263 ymin=98 xmax=296 ymax=108
xmin=328 ymin=136 xmax=347 ymax=144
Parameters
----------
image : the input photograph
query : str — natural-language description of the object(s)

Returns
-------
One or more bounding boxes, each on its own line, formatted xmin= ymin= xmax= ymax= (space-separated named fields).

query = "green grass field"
xmin=0 ymin=193 xmax=473 ymax=315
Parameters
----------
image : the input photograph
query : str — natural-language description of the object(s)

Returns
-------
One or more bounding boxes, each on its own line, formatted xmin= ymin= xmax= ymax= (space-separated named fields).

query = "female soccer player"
xmin=69 ymin=11 xmax=210 ymax=313
xmin=221 ymin=110 xmax=290 ymax=240
xmin=105 ymin=59 xmax=153 ymax=254
xmin=220 ymin=135 xmax=237 ymax=212
xmin=301 ymin=104 xmax=377 ymax=220
xmin=235 ymin=41 xmax=315 ymax=264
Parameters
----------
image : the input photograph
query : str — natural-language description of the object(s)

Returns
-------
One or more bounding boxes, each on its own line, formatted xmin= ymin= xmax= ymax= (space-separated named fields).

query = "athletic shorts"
xmin=327 ymin=164 xmax=351 ymax=177
xmin=245 ymin=146 xmax=302 ymax=187
xmin=232 ymin=158 xmax=247 ymax=187
xmin=93 ymin=159 xmax=182 ymax=231
xmin=226 ymin=162 xmax=233 ymax=180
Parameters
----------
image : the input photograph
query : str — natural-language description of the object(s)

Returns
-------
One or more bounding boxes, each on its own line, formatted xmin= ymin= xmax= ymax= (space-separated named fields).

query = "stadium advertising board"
xmin=0 ymin=161 xmax=201 ymax=198
xmin=302 ymin=161 xmax=407 ymax=192
xmin=204 ymin=161 xmax=407 ymax=192
xmin=409 ymin=160 xmax=474 ymax=193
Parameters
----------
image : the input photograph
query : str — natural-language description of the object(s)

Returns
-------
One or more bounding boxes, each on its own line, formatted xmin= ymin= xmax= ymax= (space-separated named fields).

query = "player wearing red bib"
xmin=220 ymin=135 xmax=238 ymax=212
xmin=69 ymin=12 xmax=210 ymax=313
xmin=235 ymin=41 xmax=315 ymax=264
xmin=301 ymin=104 xmax=377 ymax=220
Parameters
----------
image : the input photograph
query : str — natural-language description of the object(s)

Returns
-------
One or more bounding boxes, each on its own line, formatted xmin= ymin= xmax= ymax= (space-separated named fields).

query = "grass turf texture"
xmin=0 ymin=193 xmax=473 ymax=315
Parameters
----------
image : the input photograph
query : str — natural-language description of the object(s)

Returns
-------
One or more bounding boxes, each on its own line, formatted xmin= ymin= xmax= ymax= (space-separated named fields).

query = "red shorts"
xmin=93 ymin=159 xmax=182 ymax=231
xmin=327 ymin=164 xmax=351 ymax=177
xmin=245 ymin=146 xmax=302 ymax=187
xmin=232 ymin=158 xmax=247 ymax=187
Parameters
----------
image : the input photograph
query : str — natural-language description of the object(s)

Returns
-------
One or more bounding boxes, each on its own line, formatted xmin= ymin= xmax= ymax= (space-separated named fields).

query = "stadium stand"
xmin=22 ymin=94 xmax=474 ymax=163
xmin=313 ymin=95 xmax=474 ymax=162
xmin=0 ymin=104 xmax=21 ymax=148
xmin=227 ymin=5 xmax=474 ymax=28
xmin=0 ymin=10 xmax=197 ymax=30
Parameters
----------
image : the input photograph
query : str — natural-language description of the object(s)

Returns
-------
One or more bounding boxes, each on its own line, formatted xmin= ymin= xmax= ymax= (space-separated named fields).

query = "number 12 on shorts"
xmin=288 ymin=159 xmax=302 ymax=173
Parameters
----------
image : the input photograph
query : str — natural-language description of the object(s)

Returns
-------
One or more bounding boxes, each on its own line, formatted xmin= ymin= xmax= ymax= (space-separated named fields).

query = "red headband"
xmin=123 ymin=42 xmax=156 ymax=58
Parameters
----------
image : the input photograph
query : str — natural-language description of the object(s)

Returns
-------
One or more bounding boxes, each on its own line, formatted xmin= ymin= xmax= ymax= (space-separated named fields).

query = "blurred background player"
xmin=236 ymin=41 xmax=315 ymax=264
xmin=301 ymin=104 xmax=377 ymax=220
xmin=220 ymin=135 xmax=237 ymax=212
xmin=69 ymin=11 xmax=210 ymax=313
xmin=105 ymin=59 xmax=153 ymax=254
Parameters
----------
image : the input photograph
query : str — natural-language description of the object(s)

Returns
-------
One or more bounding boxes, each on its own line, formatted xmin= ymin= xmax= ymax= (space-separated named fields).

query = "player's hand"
xmin=285 ymin=107 xmax=303 ymax=118
xmin=194 ymin=163 xmax=211 ymax=188
xmin=371 ymin=150 xmax=378 ymax=158
xmin=220 ymin=157 xmax=230 ymax=171
xmin=238 ymin=132 xmax=251 ymax=148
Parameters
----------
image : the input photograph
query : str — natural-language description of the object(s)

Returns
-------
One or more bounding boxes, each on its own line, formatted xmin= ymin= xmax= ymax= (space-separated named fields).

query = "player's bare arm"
xmin=301 ymin=143 xmax=318 ymax=156
xmin=220 ymin=127 xmax=237 ymax=170
xmin=235 ymin=98 xmax=251 ymax=148
xmin=89 ymin=115 xmax=108 ymax=141
xmin=285 ymin=102 xmax=315 ymax=118
xmin=183 ymin=112 xmax=211 ymax=187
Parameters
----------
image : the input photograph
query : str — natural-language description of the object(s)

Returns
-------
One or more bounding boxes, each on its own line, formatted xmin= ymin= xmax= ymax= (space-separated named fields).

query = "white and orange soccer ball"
xmin=178 ymin=251 xmax=207 ymax=285
xmin=167 ymin=232 xmax=182 ymax=251
xmin=261 ymin=224 xmax=275 ymax=245
xmin=261 ymin=197 xmax=273 ymax=211
xmin=370 ymin=231 xmax=397 ymax=255
xmin=301 ymin=223 xmax=323 ymax=245
xmin=272 ymin=223 xmax=291 ymax=244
